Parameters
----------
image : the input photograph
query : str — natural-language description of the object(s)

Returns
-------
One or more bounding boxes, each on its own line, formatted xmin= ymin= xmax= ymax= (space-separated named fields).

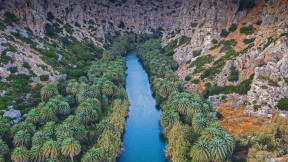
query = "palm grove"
xmin=137 ymin=38 xmax=236 ymax=161
xmin=0 ymin=34 xmax=131 ymax=161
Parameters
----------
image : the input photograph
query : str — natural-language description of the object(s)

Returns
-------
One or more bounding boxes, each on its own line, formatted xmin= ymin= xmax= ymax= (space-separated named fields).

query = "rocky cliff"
xmin=0 ymin=0 xmax=288 ymax=119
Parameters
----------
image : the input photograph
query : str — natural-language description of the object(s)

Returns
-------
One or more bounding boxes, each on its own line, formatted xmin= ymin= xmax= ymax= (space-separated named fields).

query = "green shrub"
xmin=239 ymin=0 xmax=256 ymax=10
xmin=191 ymin=22 xmax=198 ymax=28
xmin=23 ymin=62 xmax=31 ymax=69
xmin=243 ymin=38 xmax=255 ymax=44
xmin=192 ymin=50 xmax=202 ymax=57
xmin=228 ymin=66 xmax=239 ymax=82
xmin=263 ymin=37 xmax=274 ymax=49
xmin=258 ymin=75 xmax=278 ymax=87
xmin=118 ymin=21 xmax=125 ymax=28
xmin=179 ymin=36 xmax=191 ymax=45
xmin=216 ymin=111 xmax=224 ymax=119
xmin=220 ymin=29 xmax=230 ymax=37
xmin=64 ymin=23 xmax=73 ymax=34
xmin=221 ymin=40 xmax=237 ymax=53
xmin=189 ymin=55 xmax=213 ymax=68
xmin=191 ymin=79 xmax=200 ymax=84
xmin=211 ymin=39 xmax=218 ymax=44
xmin=75 ymin=22 xmax=81 ymax=27
xmin=44 ymin=23 xmax=62 ymax=37
xmin=277 ymin=98 xmax=288 ymax=110
xmin=0 ymin=53 xmax=12 ymax=65
xmin=41 ymin=48 xmax=58 ymax=59
xmin=0 ymin=19 xmax=6 ymax=30
xmin=47 ymin=12 xmax=55 ymax=22
xmin=39 ymin=75 xmax=49 ymax=81
xmin=8 ymin=66 xmax=18 ymax=73
xmin=256 ymin=20 xmax=262 ymax=25
xmin=185 ymin=75 xmax=192 ymax=81
xmin=229 ymin=24 xmax=238 ymax=32
xmin=203 ymin=74 xmax=254 ymax=98
xmin=4 ymin=11 xmax=19 ymax=25
xmin=240 ymin=25 xmax=255 ymax=35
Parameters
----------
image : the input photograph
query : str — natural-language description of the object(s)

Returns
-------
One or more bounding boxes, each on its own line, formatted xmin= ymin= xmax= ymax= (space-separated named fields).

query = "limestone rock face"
xmin=1 ymin=0 xmax=182 ymax=38
xmin=170 ymin=0 xmax=288 ymax=116
xmin=245 ymin=37 xmax=288 ymax=116
xmin=0 ymin=0 xmax=288 ymax=116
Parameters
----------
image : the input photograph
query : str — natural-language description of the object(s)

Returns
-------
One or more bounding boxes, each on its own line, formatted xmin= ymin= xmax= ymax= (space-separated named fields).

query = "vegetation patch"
xmin=4 ymin=11 xmax=19 ymax=26
xmin=258 ymin=75 xmax=279 ymax=87
xmin=277 ymin=98 xmax=288 ymax=110
xmin=228 ymin=66 xmax=239 ymax=82
xmin=192 ymin=49 xmax=202 ymax=57
xmin=229 ymin=24 xmax=238 ymax=32
xmin=220 ymin=29 xmax=230 ymax=37
xmin=203 ymin=74 xmax=254 ymax=98
xmin=239 ymin=0 xmax=256 ymax=10
xmin=39 ymin=75 xmax=49 ymax=81
xmin=118 ymin=21 xmax=125 ymax=28
xmin=240 ymin=25 xmax=255 ymax=35
xmin=189 ymin=55 xmax=213 ymax=68
xmin=243 ymin=37 xmax=255 ymax=44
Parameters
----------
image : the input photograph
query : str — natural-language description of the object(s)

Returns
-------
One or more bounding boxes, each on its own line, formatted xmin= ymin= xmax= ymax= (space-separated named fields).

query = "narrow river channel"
xmin=118 ymin=52 xmax=167 ymax=162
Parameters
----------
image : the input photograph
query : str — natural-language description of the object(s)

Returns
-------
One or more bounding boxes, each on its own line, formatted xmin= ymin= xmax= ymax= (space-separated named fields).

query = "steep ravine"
xmin=1 ymin=0 xmax=288 ymax=161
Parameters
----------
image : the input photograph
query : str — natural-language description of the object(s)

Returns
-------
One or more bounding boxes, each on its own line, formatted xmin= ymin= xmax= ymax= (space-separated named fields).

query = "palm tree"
xmin=165 ymin=71 xmax=179 ymax=82
xmin=190 ymin=140 xmax=211 ymax=162
xmin=207 ymin=137 xmax=228 ymax=161
xmin=78 ymin=76 xmax=88 ymax=83
xmin=13 ymin=130 xmax=31 ymax=147
xmin=219 ymin=131 xmax=235 ymax=155
xmin=158 ymin=80 xmax=180 ymax=99
xmin=71 ymin=125 xmax=87 ymax=141
xmin=42 ymin=121 xmax=56 ymax=135
xmin=55 ymin=124 xmax=73 ymax=138
xmin=66 ymin=81 xmax=79 ymax=96
xmin=77 ymin=102 xmax=98 ymax=124
xmin=76 ymin=91 xmax=89 ymax=104
xmin=0 ymin=139 xmax=9 ymax=156
xmin=41 ymin=84 xmax=59 ymax=102
xmin=160 ymin=111 xmax=180 ymax=130
xmin=41 ymin=140 xmax=60 ymax=159
xmin=78 ymin=82 xmax=89 ymax=92
xmin=85 ymin=98 xmax=102 ymax=113
xmin=46 ymin=98 xmax=61 ymax=113
xmin=61 ymin=138 xmax=81 ymax=161
xmin=26 ymin=108 xmax=42 ymax=125
xmin=11 ymin=147 xmax=29 ymax=162
xmin=201 ymin=127 xmax=222 ymax=142
xmin=32 ymin=130 xmax=50 ymax=146
xmin=102 ymin=80 xmax=116 ymax=97
xmin=192 ymin=116 xmax=209 ymax=134
xmin=11 ymin=122 xmax=35 ymax=136
xmin=81 ymin=147 xmax=103 ymax=162
xmin=57 ymin=101 xmax=71 ymax=115
xmin=63 ymin=115 xmax=81 ymax=126
xmin=30 ymin=144 xmax=44 ymax=162
xmin=89 ymin=85 xmax=101 ymax=99
xmin=40 ymin=107 xmax=57 ymax=123
xmin=97 ymin=120 xmax=114 ymax=134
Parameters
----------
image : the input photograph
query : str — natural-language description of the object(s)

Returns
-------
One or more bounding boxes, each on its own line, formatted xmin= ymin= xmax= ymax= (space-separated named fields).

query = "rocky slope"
xmin=169 ymin=0 xmax=288 ymax=118
xmin=0 ymin=0 xmax=288 ymax=122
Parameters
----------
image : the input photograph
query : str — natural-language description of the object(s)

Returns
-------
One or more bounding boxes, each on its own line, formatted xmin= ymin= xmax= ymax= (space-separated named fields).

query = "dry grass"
xmin=217 ymin=102 xmax=269 ymax=135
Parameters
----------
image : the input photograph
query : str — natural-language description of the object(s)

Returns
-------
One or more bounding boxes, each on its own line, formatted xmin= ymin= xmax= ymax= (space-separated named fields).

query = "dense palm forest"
xmin=137 ymin=38 xmax=236 ymax=161
xmin=0 ymin=34 xmax=134 ymax=162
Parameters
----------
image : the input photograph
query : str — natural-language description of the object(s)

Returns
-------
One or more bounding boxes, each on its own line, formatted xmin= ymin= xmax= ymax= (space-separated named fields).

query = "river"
xmin=118 ymin=52 xmax=167 ymax=162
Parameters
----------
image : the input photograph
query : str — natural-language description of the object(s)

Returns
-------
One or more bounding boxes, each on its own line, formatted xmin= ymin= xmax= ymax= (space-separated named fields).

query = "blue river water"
xmin=117 ymin=53 xmax=167 ymax=162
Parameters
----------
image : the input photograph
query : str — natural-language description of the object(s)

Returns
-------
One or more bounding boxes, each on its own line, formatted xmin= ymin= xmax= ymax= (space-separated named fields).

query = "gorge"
xmin=0 ymin=0 xmax=288 ymax=161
